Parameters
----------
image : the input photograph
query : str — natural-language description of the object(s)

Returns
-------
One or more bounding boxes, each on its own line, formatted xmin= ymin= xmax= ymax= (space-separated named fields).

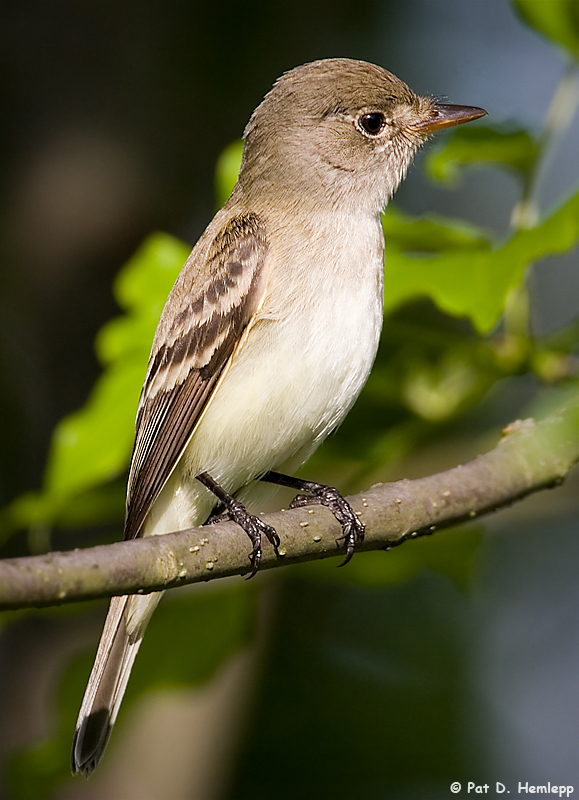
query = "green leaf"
xmin=382 ymin=206 xmax=489 ymax=252
xmin=424 ymin=126 xmax=539 ymax=184
xmin=45 ymin=359 xmax=143 ymax=498
xmin=383 ymin=191 xmax=579 ymax=333
xmin=400 ymin=351 xmax=486 ymax=422
xmin=215 ymin=140 xmax=243 ymax=207
xmin=512 ymin=0 xmax=579 ymax=57
xmin=0 ymin=234 xmax=189 ymax=538
xmin=47 ymin=234 xmax=189 ymax=501
xmin=113 ymin=232 xmax=190 ymax=320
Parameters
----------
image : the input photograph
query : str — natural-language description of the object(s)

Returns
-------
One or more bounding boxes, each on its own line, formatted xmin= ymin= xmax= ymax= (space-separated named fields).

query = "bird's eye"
xmin=358 ymin=112 xmax=386 ymax=136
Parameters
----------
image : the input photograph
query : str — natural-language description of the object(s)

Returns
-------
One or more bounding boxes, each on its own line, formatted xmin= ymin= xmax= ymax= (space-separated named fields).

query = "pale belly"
xmin=144 ymin=219 xmax=385 ymax=537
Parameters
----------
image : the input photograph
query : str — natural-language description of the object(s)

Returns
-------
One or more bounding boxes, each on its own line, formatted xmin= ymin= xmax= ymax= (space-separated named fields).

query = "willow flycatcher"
xmin=72 ymin=57 xmax=485 ymax=775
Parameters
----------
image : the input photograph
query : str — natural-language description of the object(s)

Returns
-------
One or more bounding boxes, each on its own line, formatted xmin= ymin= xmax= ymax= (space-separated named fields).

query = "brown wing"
xmin=124 ymin=212 xmax=269 ymax=540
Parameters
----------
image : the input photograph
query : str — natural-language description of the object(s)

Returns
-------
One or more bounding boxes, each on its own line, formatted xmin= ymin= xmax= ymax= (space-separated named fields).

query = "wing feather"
xmin=124 ymin=212 xmax=269 ymax=540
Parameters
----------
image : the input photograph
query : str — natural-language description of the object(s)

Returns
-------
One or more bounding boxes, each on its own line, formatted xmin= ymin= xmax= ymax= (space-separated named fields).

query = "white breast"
xmin=194 ymin=210 xmax=383 ymax=473
xmin=145 ymin=210 xmax=384 ymax=535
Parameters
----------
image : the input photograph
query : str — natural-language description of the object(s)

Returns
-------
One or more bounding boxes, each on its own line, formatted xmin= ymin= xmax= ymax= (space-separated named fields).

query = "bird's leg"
xmin=196 ymin=472 xmax=280 ymax=578
xmin=261 ymin=471 xmax=364 ymax=565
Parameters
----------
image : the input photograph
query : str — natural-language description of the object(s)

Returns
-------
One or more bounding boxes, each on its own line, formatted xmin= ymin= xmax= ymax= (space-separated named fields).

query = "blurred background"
xmin=0 ymin=0 xmax=577 ymax=798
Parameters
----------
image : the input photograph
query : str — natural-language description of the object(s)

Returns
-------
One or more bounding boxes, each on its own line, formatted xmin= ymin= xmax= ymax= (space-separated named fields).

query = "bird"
xmin=71 ymin=57 xmax=486 ymax=775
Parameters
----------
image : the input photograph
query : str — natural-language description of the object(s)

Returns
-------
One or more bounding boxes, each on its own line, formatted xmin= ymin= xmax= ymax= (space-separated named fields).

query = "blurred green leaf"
xmin=0 ymin=234 xmax=189 ymax=539
xmin=44 ymin=234 xmax=189 ymax=501
xmin=383 ymin=191 xmax=579 ymax=332
xmin=424 ymin=126 xmax=539 ymax=184
xmin=512 ymin=0 xmax=579 ymax=57
xmin=45 ymin=360 xmax=143 ymax=498
xmin=383 ymin=205 xmax=489 ymax=251
xmin=215 ymin=139 xmax=243 ymax=207
xmin=3 ymin=482 xmax=126 ymax=538
xmin=401 ymin=350 xmax=485 ymax=422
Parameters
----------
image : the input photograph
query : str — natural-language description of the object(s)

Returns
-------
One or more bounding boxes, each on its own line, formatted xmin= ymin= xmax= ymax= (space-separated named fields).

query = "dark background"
xmin=0 ymin=1 xmax=577 ymax=798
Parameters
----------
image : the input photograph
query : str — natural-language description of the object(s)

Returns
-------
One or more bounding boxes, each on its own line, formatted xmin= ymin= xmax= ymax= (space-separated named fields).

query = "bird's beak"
xmin=414 ymin=103 xmax=487 ymax=133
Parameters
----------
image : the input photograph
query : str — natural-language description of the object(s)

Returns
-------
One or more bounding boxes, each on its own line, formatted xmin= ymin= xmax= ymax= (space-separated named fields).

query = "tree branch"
xmin=1 ymin=400 xmax=577 ymax=611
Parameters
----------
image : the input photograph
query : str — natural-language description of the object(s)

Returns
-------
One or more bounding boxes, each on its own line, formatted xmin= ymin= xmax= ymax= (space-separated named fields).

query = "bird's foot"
xmin=261 ymin=472 xmax=364 ymax=565
xmin=289 ymin=484 xmax=364 ymax=565
xmin=197 ymin=472 xmax=279 ymax=577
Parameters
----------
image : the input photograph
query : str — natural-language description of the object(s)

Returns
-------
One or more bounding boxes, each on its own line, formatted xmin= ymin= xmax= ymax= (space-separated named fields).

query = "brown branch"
xmin=0 ymin=400 xmax=577 ymax=611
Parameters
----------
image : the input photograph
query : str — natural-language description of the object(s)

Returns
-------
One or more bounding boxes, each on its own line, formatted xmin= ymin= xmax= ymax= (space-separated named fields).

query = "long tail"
xmin=71 ymin=591 xmax=162 ymax=775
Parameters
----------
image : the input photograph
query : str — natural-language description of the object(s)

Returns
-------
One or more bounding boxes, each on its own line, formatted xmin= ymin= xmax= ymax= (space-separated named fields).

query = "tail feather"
xmin=71 ymin=592 xmax=162 ymax=775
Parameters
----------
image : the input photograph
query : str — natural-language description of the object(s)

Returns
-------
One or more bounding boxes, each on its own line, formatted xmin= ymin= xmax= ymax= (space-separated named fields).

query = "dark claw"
xmin=335 ymin=514 xmax=364 ymax=567
xmin=247 ymin=534 xmax=262 ymax=579
xmin=288 ymin=494 xmax=313 ymax=509
xmin=289 ymin=484 xmax=364 ymax=564
xmin=224 ymin=499 xmax=279 ymax=579
xmin=337 ymin=521 xmax=359 ymax=567
xmin=197 ymin=472 xmax=281 ymax=577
